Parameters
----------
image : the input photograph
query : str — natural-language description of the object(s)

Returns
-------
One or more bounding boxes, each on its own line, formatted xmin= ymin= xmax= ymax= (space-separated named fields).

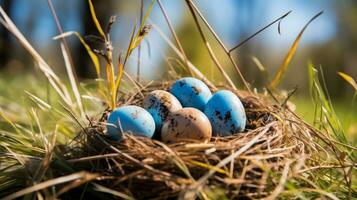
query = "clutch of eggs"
xmin=105 ymin=77 xmax=247 ymax=143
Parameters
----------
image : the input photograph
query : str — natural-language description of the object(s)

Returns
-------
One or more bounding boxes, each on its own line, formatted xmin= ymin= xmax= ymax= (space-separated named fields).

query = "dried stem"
xmin=230 ymin=10 xmax=292 ymax=53
xmin=187 ymin=0 xmax=251 ymax=92
xmin=47 ymin=0 xmax=77 ymax=79
xmin=157 ymin=0 xmax=194 ymax=76
xmin=137 ymin=0 xmax=144 ymax=82
xmin=48 ymin=0 xmax=85 ymax=117
xmin=185 ymin=0 xmax=237 ymax=89
xmin=151 ymin=21 xmax=217 ymax=91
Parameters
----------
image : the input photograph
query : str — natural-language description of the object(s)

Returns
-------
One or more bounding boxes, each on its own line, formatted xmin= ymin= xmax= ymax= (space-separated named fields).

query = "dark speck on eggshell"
xmin=224 ymin=111 xmax=232 ymax=124
xmin=142 ymin=90 xmax=182 ymax=138
xmin=204 ymin=90 xmax=246 ymax=136
xmin=191 ymin=85 xmax=202 ymax=95
xmin=214 ymin=110 xmax=223 ymax=120
xmin=161 ymin=108 xmax=212 ymax=143
xmin=170 ymin=77 xmax=212 ymax=111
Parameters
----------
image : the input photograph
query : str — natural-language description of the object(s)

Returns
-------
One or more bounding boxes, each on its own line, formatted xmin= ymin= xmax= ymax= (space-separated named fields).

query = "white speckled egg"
xmin=106 ymin=105 xmax=155 ymax=141
xmin=143 ymin=90 xmax=182 ymax=137
xmin=161 ymin=108 xmax=212 ymax=143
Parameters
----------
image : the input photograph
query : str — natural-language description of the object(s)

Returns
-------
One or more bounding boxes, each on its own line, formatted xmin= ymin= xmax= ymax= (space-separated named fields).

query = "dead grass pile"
xmin=59 ymin=83 xmax=351 ymax=199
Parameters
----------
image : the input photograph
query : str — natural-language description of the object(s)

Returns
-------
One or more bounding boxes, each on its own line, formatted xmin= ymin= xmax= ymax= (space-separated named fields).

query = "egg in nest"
xmin=161 ymin=107 xmax=212 ymax=143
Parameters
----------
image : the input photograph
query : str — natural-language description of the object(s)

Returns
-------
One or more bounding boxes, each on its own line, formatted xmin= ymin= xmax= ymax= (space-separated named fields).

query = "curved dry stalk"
xmin=151 ymin=21 xmax=218 ymax=91
xmin=2 ymin=172 xmax=99 ymax=200
xmin=157 ymin=0 xmax=193 ymax=76
xmin=137 ymin=0 xmax=144 ymax=82
xmin=0 ymin=7 xmax=74 ymax=108
xmin=187 ymin=0 xmax=252 ymax=92
xmin=185 ymin=0 xmax=237 ymax=90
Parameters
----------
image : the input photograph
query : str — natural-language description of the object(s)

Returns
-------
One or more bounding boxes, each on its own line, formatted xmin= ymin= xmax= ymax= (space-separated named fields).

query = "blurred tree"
xmin=0 ymin=0 xmax=12 ymax=69
xmin=308 ymin=1 xmax=357 ymax=98
xmin=232 ymin=1 xmax=266 ymax=87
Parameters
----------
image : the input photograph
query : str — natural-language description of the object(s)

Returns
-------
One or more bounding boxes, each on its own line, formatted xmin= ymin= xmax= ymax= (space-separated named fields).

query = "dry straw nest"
xmin=61 ymin=82 xmax=341 ymax=200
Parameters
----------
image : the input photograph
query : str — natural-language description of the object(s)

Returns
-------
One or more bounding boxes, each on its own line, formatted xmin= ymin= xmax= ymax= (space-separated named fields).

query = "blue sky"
xmin=1 ymin=0 xmax=338 ymax=79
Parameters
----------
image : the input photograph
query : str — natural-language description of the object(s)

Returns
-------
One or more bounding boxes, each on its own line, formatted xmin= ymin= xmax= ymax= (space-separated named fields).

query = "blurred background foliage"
xmin=0 ymin=0 xmax=356 ymax=141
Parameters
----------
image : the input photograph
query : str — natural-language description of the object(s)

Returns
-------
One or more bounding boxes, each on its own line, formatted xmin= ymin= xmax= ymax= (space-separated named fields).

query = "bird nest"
xmin=61 ymin=82 xmax=338 ymax=199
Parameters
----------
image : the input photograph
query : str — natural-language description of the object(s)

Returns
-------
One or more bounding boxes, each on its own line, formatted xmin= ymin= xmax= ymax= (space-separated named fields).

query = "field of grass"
xmin=1 ymin=72 xmax=356 ymax=143
xmin=294 ymin=97 xmax=357 ymax=144
xmin=0 ymin=1 xmax=356 ymax=199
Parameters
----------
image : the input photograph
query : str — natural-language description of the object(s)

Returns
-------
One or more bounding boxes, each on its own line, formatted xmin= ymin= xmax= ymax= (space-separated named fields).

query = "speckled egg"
xmin=143 ymin=90 xmax=182 ymax=137
xmin=170 ymin=77 xmax=212 ymax=111
xmin=161 ymin=108 xmax=212 ymax=143
xmin=106 ymin=105 xmax=155 ymax=140
xmin=204 ymin=90 xmax=246 ymax=136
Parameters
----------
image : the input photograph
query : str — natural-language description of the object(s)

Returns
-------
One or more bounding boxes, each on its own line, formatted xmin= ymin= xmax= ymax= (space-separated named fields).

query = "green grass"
xmin=294 ymin=97 xmax=357 ymax=144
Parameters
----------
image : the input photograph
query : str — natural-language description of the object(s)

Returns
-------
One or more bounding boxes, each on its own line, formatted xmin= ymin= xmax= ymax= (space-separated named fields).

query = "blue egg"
xmin=106 ymin=105 xmax=155 ymax=140
xmin=204 ymin=90 xmax=246 ymax=136
xmin=143 ymin=90 xmax=182 ymax=136
xmin=170 ymin=77 xmax=212 ymax=111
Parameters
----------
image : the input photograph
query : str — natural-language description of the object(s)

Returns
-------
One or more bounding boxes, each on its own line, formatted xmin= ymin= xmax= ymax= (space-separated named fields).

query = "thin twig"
xmin=2 ymin=172 xmax=98 ymax=200
xmin=157 ymin=0 xmax=193 ymax=76
xmin=137 ymin=0 xmax=144 ymax=82
xmin=182 ymin=124 xmax=272 ymax=197
xmin=47 ymin=0 xmax=78 ymax=79
xmin=187 ymin=0 xmax=251 ymax=92
xmin=67 ymin=153 xmax=120 ymax=163
xmin=187 ymin=0 xmax=228 ymax=52
xmin=47 ymin=0 xmax=85 ymax=117
xmin=185 ymin=0 xmax=236 ymax=89
xmin=281 ymin=86 xmax=298 ymax=107
xmin=230 ymin=11 xmax=292 ymax=53
xmin=151 ymin=21 xmax=217 ymax=91
xmin=264 ymin=160 xmax=291 ymax=200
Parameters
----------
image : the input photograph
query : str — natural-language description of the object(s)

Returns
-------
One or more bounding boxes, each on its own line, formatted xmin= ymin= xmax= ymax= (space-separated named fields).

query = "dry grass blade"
xmin=187 ymin=0 xmax=252 ymax=92
xmin=122 ymin=0 xmax=155 ymax=67
xmin=54 ymin=31 xmax=100 ymax=78
xmin=60 ymin=43 xmax=85 ymax=117
xmin=252 ymin=56 xmax=266 ymax=72
xmin=114 ymin=0 xmax=154 ymax=106
xmin=157 ymin=0 xmax=193 ymax=76
xmin=185 ymin=0 xmax=236 ymax=90
xmin=187 ymin=0 xmax=228 ymax=53
xmin=183 ymin=125 xmax=271 ymax=197
xmin=338 ymin=72 xmax=357 ymax=92
xmin=137 ymin=0 xmax=144 ymax=81
xmin=230 ymin=11 xmax=292 ymax=53
xmin=151 ymin=21 xmax=217 ymax=91
xmin=264 ymin=160 xmax=291 ymax=200
xmin=0 ymin=6 xmax=73 ymax=108
xmin=269 ymin=11 xmax=323 ymax=89
xmin=32 ymin=125 xmax=57 ymax=183
xmin=47 ymin=0 xmax=78 ymax=80
xmin=25 ymin=91 xmax=51 ymax=110
xmin=92 ymin=183 xmax=135 ymax=200
xmin=88 ymin=0 xmax=106 ymax=39
xmin=0 ymin=108 xmax=19 ymax=132
xmin=188 ymin=160 xmax=230 ymax=176
xmin=1 ymin=172 xmax=99 ymax=200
